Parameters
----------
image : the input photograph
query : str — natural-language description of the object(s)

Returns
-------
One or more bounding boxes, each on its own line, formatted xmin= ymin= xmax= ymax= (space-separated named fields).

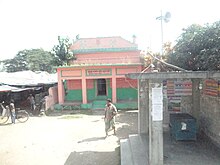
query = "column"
xmin=82 ymin=69 xmax=87 ymax=104
xmin=112 ymin=68 xmax=117 ymax=103
xmin=57 ymin=70 xmax=64 ymax=104
xmin=149 ymin=80 xmax=163 ymax=165
xmin=138 ymin=79 xmax=149 ymax=134
xmin=192 ymin=78 xmax=200 ymax=127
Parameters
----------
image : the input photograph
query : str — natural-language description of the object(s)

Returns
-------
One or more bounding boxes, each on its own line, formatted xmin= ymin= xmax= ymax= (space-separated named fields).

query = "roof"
xmin=0 ymin=71 xmax=57 ymax=86
xmin=57 ymin=63 xmax=142 ymax=69
xmin=126 ymin=71 xmax=220 ymax=80
xmin=0 ymin=85 xmax=31 ymax=93
xmin=70 ymin=36 xmax=138 ymax=54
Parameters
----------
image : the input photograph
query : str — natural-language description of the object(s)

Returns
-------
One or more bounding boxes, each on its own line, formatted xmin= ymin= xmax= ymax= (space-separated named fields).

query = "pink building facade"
xmin=57 ymin=36 xmax=142 ymax=109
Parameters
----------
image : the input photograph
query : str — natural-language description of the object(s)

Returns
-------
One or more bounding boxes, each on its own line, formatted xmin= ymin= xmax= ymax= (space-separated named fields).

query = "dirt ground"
xmin=0 ymin=109 xmax=138 ymax=165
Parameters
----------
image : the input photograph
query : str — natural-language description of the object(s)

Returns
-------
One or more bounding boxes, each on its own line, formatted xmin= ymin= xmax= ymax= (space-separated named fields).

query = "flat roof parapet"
xmin=126 ymin=71 xmax=220 ymax=80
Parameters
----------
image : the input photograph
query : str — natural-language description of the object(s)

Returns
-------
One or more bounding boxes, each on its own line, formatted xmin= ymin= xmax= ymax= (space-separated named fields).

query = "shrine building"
xmin=57 ymin=36 xmax=142 ymax=109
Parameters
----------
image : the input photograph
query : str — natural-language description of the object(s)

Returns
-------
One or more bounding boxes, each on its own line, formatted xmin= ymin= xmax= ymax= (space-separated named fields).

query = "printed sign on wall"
xmin=86 ymin=69 xmax=112 ymax=76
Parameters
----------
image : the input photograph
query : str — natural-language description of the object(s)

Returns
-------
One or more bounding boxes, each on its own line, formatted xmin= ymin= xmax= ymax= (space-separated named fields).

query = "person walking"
xmin=28 ymin=94 xmax=35 ymax=113
xmin=0 ymin=101 xmax=7 ymax=118
xmin=104 ymin=99 xmax=117 ymax=137
xmin=9 ymin=100 xmax=16 ymax=124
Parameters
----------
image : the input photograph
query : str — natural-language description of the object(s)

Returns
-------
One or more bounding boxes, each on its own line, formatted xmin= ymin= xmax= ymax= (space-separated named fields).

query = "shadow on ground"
xmin=115 ymin=110 xmax=138 ymax=139
xmin=64 ymin=110 xmax=138 ymax=165
xmin=163 ymin=131 xmax=220 ymax=165
xmin=0 ymin=123 xmax=13 ymax=126
xmin=46 ymin=109 xmax=102 ymax=117
xmin=64 ymin=147 xmax=120 ymax=165
xmin=77 ymin=136 xmax=106 ymax=143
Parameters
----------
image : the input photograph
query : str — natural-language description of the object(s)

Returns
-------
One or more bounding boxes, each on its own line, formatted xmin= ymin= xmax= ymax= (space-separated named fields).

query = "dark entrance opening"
xmin=97 ymin=79 xmax=107 ymax=95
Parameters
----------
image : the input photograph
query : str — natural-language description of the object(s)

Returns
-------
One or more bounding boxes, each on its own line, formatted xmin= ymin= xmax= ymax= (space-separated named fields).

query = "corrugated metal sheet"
xmin=0 ymin=71 xmax=57 ymax=86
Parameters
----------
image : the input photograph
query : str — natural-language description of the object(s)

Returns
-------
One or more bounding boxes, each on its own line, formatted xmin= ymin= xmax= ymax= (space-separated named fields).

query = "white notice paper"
xmin=152 ymin=104 xmax=163 ymax=121
xmin=152 ymin=87 xmax=163 ymax=121
xmin=152 ymin=88 xmax=163 ymax=105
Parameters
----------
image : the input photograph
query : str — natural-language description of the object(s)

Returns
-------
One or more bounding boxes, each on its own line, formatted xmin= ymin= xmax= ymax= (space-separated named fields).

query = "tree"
xmin=51 ymin=36 xmax=76 ymax=66
xmin=163 ymin=41 xmax=173 ymax=56
xmin=3 ymin=50 xmax=28 ymax=72
xmin=167 ymin=21 xmax=220 ymax=71
xmin=26 ymin=49 xmax=53 ymax=72
xmin=2 ymin=49 xmax=54 ymax=73
xmin=0 ymin=61 xmax=4 ymax=72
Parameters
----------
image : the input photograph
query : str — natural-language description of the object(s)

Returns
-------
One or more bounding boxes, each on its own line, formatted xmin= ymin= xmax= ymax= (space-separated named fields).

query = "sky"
xmin=0 ymin=0 xmax=220 ymax=60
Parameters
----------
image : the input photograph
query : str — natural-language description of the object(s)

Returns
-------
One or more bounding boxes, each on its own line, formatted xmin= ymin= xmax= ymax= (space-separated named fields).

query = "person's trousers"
xmin=11 ymin=112 xmax=16 ymax=124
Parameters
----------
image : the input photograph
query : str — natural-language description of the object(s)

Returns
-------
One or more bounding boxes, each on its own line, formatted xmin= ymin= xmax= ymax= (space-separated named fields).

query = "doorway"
xmin=97 ymin=79 xmax=107 ymax=96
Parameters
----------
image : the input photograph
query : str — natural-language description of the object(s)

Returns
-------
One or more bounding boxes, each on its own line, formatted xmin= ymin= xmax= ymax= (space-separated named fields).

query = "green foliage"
xmin=51 ymin=36 xmax=76 ymax=66
xmin=167 ymin=21 xmax=220 ymax=71
xmin=0 ymin=61 xmax=4 ymax=72
xmin=3 ymin=50 xmax=28 ymax=72
xmin=26 ymin=49 xmax=53 ymax=72
xmin=2 ymin=49 xmax=54 ymax=73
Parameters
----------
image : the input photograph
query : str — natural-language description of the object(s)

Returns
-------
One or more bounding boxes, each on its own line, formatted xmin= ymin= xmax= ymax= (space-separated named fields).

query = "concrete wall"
xmin=163 ymin=98 xmax=170 ymax=125
xmin=200 ymin=95 xmax=220 ymax=147
xmin=70 ymin=51 xmax=141 ymax=65
xmin=181 ymin=94 xmax=220 ymax=147
xmin=57 ymin=65 xmax=142 ymax=104
xmin=45 ymin=86 xmax=58 ymax=110
xmin=181 ymin=96 xmax=193 ymax=114
xmin=65 ymin=78 xmax=138 ymax=102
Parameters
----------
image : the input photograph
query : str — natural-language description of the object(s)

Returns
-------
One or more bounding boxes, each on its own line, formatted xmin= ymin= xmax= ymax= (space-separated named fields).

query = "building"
xmin=57 ymin=36 xmax=142 ymax=109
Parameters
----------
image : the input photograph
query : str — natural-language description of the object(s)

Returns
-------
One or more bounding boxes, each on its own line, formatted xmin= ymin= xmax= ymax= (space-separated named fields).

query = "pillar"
xmin=57 ymin=70 xmax=65 ymax=104
xmin=138 ymin=79 xmax=149 ymax=134
xmin=82 ymin=69 xmax=87 ymax=104
xmin=192 ymin=78 xmax=200 ymax=127
xmin=112 ymin=68 xmax=117 ymax=103
xmin=149 ymin=80 xmax=163 ymax=165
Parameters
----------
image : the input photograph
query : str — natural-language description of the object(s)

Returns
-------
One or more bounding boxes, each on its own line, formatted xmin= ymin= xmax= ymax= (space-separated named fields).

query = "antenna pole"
xmin=156 ymin=10 xmax=171 ymax=57
xmin=160 ymin=10 xmax=164 ymax=57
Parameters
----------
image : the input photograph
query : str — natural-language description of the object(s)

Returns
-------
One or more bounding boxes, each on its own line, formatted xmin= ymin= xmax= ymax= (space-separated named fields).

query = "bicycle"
xmin=0 ymin=105 xmax=29 ymax=124
xmin=33 ymin=98 xmax=46 ymax=116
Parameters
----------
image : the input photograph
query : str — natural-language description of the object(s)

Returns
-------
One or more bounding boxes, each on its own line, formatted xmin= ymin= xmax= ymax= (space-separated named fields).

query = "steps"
xmin=92 ymin=100 xmax=106 ymax=110
xmin=120 ymin=139 xmax=134 ymax=165
xmin=95 ymin=95 xmax=107 ymax=100
xmin=120 ymin=134 xmax=149 ymax=165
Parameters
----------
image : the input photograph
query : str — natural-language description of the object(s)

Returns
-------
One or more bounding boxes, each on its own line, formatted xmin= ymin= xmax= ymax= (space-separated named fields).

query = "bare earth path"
xmin=0 ymin=110 xmax=138 ymax=165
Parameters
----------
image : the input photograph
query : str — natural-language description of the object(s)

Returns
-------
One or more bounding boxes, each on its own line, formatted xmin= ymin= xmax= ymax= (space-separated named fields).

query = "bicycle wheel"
xmin=0 ymin=115 xmax=9 ymax=124
xmin=16 ymin=110 xmax=29 ymax=123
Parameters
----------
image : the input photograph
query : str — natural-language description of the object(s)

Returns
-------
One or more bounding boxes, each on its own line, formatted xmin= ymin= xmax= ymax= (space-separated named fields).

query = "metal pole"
xmin=160 ymin=10 xmax=164 ymax=56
